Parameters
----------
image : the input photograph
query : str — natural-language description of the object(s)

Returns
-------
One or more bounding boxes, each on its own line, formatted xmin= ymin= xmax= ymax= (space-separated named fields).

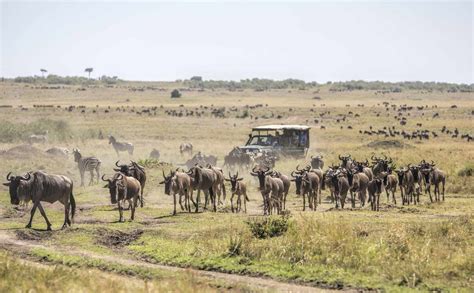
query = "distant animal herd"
xmin=3 ymin=138 xmax=447 ymax=230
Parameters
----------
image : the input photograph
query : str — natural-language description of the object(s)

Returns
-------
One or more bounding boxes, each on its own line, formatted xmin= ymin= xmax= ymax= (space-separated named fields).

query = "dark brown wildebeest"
xmin=338 ymin=154 xmax=354 ymax=170
xmin=160 ymin=170 xmax=194 ymax=215
xmin=271 ymin=171 xmax=290 ymax=210
xmin=149 ymin=148 xmax=160 ymax=159
xmin=420 ymin=161 xmax=446 ymax=202
xmin=187 ymin=165 xmax=218 ymax=212
xmin=332 ymin=168 xmax=350 ymax=209
xmin=368 ymin=178 xmax=383 ymax=211
xmin=395 ymin=168 xmax=415 ymax=205
xmin=310 ymin=155 xmax=324 ymax=169
xmin=108 ymin=135 xmax=134 ymax=156
xmin=250 ymin=166 xmax=282 ymax=215
xmin=347 ymin=169 xmax=369 ymax=208
xmin=4 ymin=171 xmax=76 ymax=230
xmin=114 ymin=161 xmax=146 ymax=207
xmin=102 ymin=173 xmax=141 ymax=222
xmin=290 ymin=170 xmax=320 ymax=211
xmin=384 ymin=168 xmax=398 ymax=204
xmin=225 ymin=172 xmax=249 ymax=213
xmin=207 ymin=164 xmax=226 ymax=205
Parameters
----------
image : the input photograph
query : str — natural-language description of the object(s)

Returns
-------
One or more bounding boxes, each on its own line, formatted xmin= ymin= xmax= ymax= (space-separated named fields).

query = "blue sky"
xmin=1 ymin=1 xmax=472 ymax=83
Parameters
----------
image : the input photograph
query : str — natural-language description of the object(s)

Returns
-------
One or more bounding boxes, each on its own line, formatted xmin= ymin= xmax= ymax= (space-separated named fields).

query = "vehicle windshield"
xmin=247 ymin=135 xmax=274 ymax=146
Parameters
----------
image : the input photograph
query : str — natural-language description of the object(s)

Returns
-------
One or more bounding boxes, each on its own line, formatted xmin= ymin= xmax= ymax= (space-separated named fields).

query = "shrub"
xmin=246 ymin=214 xmax=290 ymax=239
xmin=458 ymin=165 xmax=473 ymax=177
xmin=171 ymin=89 xmax=182 ymax=98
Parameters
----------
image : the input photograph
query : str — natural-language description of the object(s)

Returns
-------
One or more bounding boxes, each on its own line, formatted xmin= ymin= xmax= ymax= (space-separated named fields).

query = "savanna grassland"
xmin=0 ymin=80 xmax=473 ymax=292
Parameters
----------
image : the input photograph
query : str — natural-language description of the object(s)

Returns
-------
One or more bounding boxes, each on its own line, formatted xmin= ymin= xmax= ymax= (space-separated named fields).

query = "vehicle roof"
xmin=252 ymin=124 xmax=310 ymax=131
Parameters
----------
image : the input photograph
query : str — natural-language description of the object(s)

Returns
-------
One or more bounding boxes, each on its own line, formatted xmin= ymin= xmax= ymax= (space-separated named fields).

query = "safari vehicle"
xmin=239 ymin=125 xmax=310 ymax=158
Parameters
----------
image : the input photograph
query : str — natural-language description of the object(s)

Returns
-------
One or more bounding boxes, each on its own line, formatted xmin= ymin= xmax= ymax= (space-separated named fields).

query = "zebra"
xmin=108 ymin=135 xmax=134 ymax=156
xmin=73 ymin=148 xmax=101 ymax=186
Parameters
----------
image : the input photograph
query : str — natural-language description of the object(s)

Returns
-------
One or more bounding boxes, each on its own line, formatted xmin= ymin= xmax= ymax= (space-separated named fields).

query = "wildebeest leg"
xmin=96 ymin=168 xmax=100 ymax=185
xmin=36 ymin=203 xmax=52 ymax=231
xmin=173 ymin=193 xmax=177 ymax=215
xmin=62 ymin=203 xmax=70 ymax=229
xmin=302 ymin=193 xmax=306 ymax=211
xmin=442 ymin=180 xmax=445 ymax=201
xmin=230 ymin=193 xmax=235 ymax=213
xmin=26 ymin=201 xmax=39 ymax=229
xmin=210 ymin=188 xmax=216 ymax=212
xmin=118 ymin=201 xmax=123 ymax=222
xmin=131 ymin=196 xmax=138 ymax=220
xmin=178 ymin=193 xmax=185 ymax=211
xmin=195 ymin=189 xmax=201 ymax=213
xmin=243 ymin=192 xmax=247 ymax=213
xmin=341 ymin=192 xmax=345 ymax=209
xmin=392 ymin=187 xmax=397 ymax=205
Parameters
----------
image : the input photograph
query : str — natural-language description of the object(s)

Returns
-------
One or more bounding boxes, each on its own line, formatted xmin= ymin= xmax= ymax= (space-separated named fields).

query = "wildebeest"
xmin=160 ymin=170 xmax=193 ymax=214
xmin=347 ymin=169 xmax=369 ymax=208
xmin=225 ymin=172 xmax=249 ymax=213
xmin=291 ymin=170 xmax=320 ymax=211
xmin=332 ymin=168 xmax=350 ymax=209
xmin=149 ymin=148 xmax=161 ymax=159
xmin=310 ymin=155 xmax=324 ymax=169
xmin=207 ymin=165 xmax=226 ymax=205
xmin=73 ymin=148 xmax=101 ymax=186
xmin=271 ymin=171 xmax=290 ymax=210
xmin=250 ymin=166 xmax=282 ymax=215
xmin=102 ymin=173 xmax=141 ymax=222
xmin=420 ymin=161 xmax=446 ymax=202
xmin=187 ymin=165 xmax=218 ymax=212
xmin=185 ymin=152 xmax=218 ymax=169
xmin=108 ymin=135 xmax=134 ymax=156
xmin=368 ymin=178 xmax=383 ymax=211
xmin=223 ymin=147 xmax=253 ymax=171
xmin=114 ymin=161 xmax=146 ymax=207
xmin=180 ymin=143 xmax=193 ymax=156
xmin=338 ymin=154 xmax=353 ymax=170
xmin=396 ymin=168 xmax=415 ymax=205
xmin=3 ymin=171 xmax=76 ymax=230
xmin=384 ymin=170 xmax=399 ymax=204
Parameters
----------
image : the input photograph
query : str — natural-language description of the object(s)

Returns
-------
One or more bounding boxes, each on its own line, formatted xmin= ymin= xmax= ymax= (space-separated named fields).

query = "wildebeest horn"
xmin=252 ymin=165 xmax=258 ymax=172
xmin=6 ymin=172 xmax=12 ymax=181
xmin=296 ymin=164 xmax=302 ymax=171
xmin=20 ymin=173 xmax=31 ymax=181
xmin=236 ymin=171 xmax=239 ymax=178
xmin=101 ymin=174 xmax=109 ymax=182
xmin=117 ymin=174 xmax=124 ymax=180
xmin=338 ymin=154 xmax=343 ymax=160
xmin=388 ymin=157 xmax=393 ymax=164
xmin=162 ymin=170 xmax=166 ymax=178
xmin=305 ymin=165 xmax=311 ymax=170
xmin=263 ymin=166 xmax=270 ymax=173
xmin=311 ymin=155 xmax=314 ymax=159
xmin=431 ymin=160 xmax=435 ymax=166
xmin=383 ymin=154 xmax=387 ymax=160
xmin=320 ymin=155 xmax=323 ymax=159
xmin=229 ymin=171 xmax=232 ymax=179
xmin=291 ymin=171 xmax=297 ymax=177
xmin=115 ymin=160 xmax=121 ymax=167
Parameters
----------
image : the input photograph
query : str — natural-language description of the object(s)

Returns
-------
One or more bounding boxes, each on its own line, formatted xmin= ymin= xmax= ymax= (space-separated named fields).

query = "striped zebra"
xmin=108 ymin=135 xmax=134 ymax=156
xmin=73 ymin=148 xmax=101 ymax=186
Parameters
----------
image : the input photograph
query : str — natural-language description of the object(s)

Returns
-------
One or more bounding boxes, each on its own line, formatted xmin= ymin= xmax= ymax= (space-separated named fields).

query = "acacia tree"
xmin=40 ymin=69 xmax=47 ymax=78
xmin=85 ymin=67 xmax=93 ymax=79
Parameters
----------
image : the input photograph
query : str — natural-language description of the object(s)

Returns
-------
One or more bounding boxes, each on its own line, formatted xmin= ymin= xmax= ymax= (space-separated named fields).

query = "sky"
xmin=1 ymin=1 xmax=472 ymax=83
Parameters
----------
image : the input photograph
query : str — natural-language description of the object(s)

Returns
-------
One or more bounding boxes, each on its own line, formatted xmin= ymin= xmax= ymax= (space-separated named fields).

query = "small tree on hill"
xmin=40 ymin=69 xmax=47 ymax=78
xmin=171 ymin=89 xmax=182 ymax=98
xmin=85 ymin=67 xmax=93 ymax=79
xmin=190 ymin=76 xmax=202 ymax=82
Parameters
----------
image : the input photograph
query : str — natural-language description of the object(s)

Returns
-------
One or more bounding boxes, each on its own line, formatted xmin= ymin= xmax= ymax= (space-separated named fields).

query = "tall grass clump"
xmin=246 ymin=214 xmax=290 ymax=239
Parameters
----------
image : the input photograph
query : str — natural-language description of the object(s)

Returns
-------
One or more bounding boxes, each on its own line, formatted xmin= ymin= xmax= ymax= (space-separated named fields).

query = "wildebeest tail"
xmin=69 ymin=191 xmax=76 ymax=223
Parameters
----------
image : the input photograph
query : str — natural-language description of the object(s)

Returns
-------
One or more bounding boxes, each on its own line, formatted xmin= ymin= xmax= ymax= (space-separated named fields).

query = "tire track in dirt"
xmin=0 ymin=230 xmax=349 ymax=293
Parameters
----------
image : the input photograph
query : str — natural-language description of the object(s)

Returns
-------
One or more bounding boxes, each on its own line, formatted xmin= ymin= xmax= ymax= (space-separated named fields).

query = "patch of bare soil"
xmin=16 ymin=229 xmax=53 ymax=241
xmin=95 ymin=228 xmax=143 ymax=247
xmin=3 ymin=144 xmax=45 ymax=159
xmin=366 ymin=140 xmax=413 ymax=149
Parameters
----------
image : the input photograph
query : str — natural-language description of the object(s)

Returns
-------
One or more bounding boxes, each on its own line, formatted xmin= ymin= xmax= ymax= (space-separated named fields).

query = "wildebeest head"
xmin=114 ymin=160 xmax=130 ymax=174
xmin=338 ymin=154 xmax=352 ymax=169
xmin=290 ymin=170 xmax=304 ymax=195
xmin=395 ymin=169 xmax=405 ymax=185
xmin=3 ymin=172 xmax=31 ymax=205
xmin=159 ymin=170 xmax=175 ymax=195
xmin=310 ymin=155 xmax=324 ymax=169
xmin=72 ymin=148 xmax=82 ymax=163
xmin=108 ymin=135 xmax=116 ymax=144
xmin=409 ymin=165 xmax=420 ymax=181
xmin=102 ymin=173 xmax=125 ymax=204
xmin=250 ymin=166 xmax=272 ymax=191
xmin=225 ymin=172 xmax=243 ymax=192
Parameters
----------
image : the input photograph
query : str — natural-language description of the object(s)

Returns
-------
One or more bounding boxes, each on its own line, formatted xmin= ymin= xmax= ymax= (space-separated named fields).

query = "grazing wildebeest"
xmin=160 ymin=170 xmax=194 ymax=214
xmin=73 ymin=148 xmax=101 ymax=186
xmin=250 ymin=166 xmax=282 ymax=215
xmin=185 ymin=152 xmax=218 ymax=169
xmin=102 ymin=173 xmax=141 ymax=222
xmin=187 ymin=165 xmax=218 ymax=212
xmin=114 ymin=161 xmax=146 ymax=207
xmin=108 ymin=135 xmax=134 ymax=156
xmin=225 ymin=172 xmax=249 ymax=213
xmin=3 ymin=171 xmax=76 ymax=230
xmin=149 ymin=148 xmax=160 ymax=159
xmin=310 ymin=155 xmax=324 ymax=169
xmin=420 ymin=161 xmax=446 ymax=202
xmin=368 ymin=178 xmax=383 ymax=211
xmin=180 ymin=143 xmax=193 ymax=156
xmin=271 ymin=171 xmax=290 ymax=210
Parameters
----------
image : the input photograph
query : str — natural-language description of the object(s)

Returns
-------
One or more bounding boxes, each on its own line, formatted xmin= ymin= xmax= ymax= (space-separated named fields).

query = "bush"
xmin=171 ymin=89 xmax=182 ymax=98
xmin=246 ymin=214 xmax=290 ymax=239
xmin=458 ymin=165 xmax=473 ymax=177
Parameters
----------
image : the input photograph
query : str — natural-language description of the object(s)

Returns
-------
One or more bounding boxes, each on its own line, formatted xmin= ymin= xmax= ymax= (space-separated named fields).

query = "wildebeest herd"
xmin=3 ymin=136 xmax=447 ymax=230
